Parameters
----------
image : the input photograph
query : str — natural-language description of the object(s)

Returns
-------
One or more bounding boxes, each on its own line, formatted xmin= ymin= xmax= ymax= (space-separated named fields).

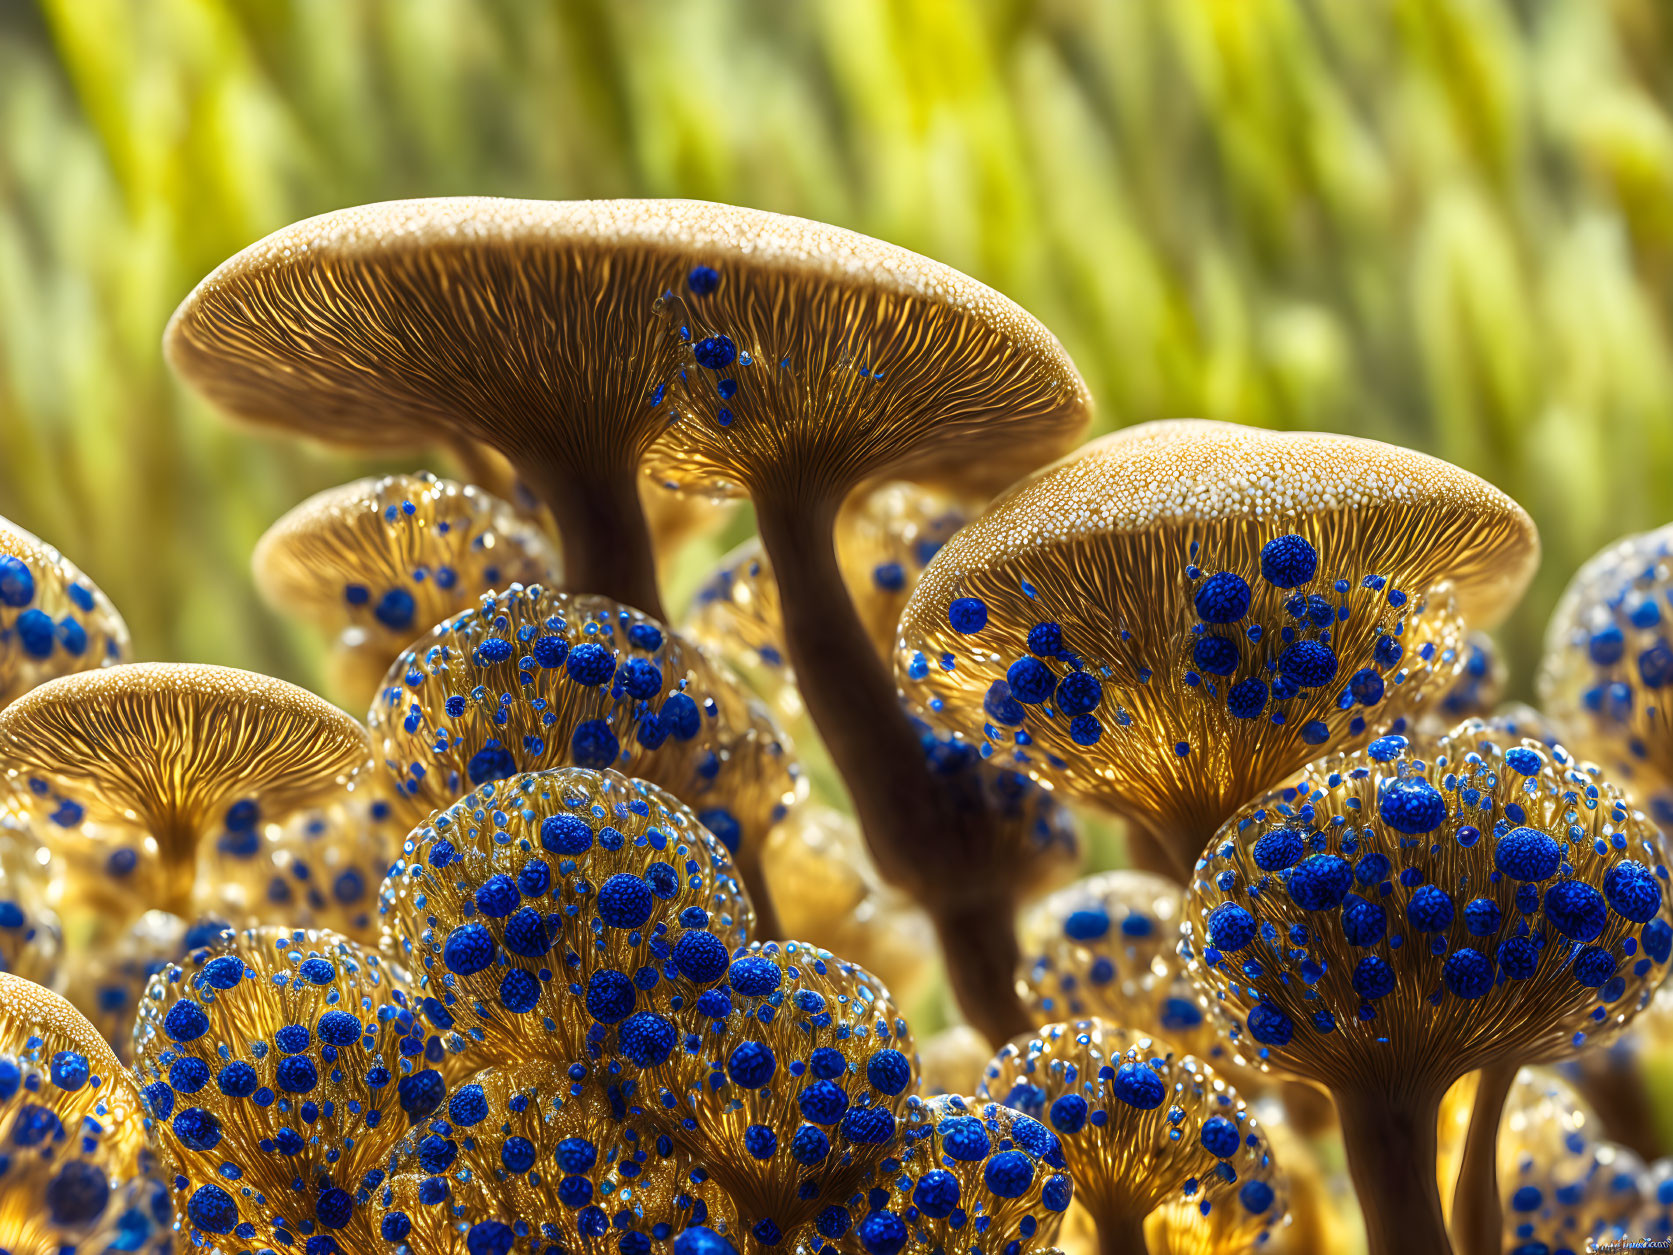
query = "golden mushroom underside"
xmin=0 ymin=663 xmax=370 ymax=840
xmin=0 ymin=519 xmax=129 ymax=708
xmin=1183 ymin=726 xmax=1673 ymax=1098
xmin=375 ymin=1062 xmax=741 ymax=1254
xmin=252 ymin=472 xmax=560 ymax=638
xmin=897 ymin=423 xmax=1538 ymax=854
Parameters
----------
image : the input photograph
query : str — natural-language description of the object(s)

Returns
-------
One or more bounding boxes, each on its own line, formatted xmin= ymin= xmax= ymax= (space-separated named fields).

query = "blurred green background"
xmin=3 ymin=0 xmax=1673 ymax=700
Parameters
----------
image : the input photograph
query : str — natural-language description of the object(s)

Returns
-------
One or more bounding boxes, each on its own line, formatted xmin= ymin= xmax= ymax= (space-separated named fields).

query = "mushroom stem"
xmin=1336 ymin=1085 xmax=1452 ymax=1255
xmin=1567 ymin=1047 xmax=1665 ymax=1160
xmin=1450 ymin=1061 xmax=1513 ymax=1255
xmin=753 ymin=495 xmax=1029 ymax=1042
xmin=1281 ymin=1080 xmax=1337 ymax=1138
xmin=1124 ymin=819 xmax=1189 ymax=882
xmin=1095 ymin=1209 xmax=1149 ymax=1255
xmin=519 ymin=459 xmax=665 ymax=622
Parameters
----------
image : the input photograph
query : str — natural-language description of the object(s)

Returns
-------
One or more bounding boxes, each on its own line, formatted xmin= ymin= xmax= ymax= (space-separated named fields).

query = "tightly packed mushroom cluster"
xmin=1 ymin=195 xmax=1670 ymax=1255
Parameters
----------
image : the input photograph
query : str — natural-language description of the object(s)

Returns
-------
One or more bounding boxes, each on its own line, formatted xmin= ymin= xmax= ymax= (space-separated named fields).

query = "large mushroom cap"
xmin=640 ymin=207 xmax=1091 ymax=502
xmin=1183 ymin=722 xmax=1673 ymax=1098
xmin=0 ymin=663 xmax=370 ymax=913
xmin=0 ymin=516 xmax=129 ymax=709
xmin=897 ymin=420 xmax=1539 ymax=869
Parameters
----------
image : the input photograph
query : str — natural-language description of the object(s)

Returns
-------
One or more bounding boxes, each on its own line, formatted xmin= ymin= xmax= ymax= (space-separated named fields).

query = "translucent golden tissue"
xmin=0 ymin=516 xmax=128 ymax=710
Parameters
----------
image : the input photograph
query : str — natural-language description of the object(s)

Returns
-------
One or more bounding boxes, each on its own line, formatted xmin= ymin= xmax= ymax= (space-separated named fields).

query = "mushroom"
xmin=1636 ymin=1155 xmax=1673 ymax=1241
xmin=1425 ymin=632 xmax=1505 ymax=730
xmin=918 ymin=1025 xmax=997 ymax=1097
xmin=636 ymin=210 xmax=1090 ymax=1047
xmin=132 ymin=925 xmax=457 ymax=1252
xmin=0 ymin=808 xmax=61 ymax=986
xmin=686 ymin=480 xmax=974 ymax=723
xmin=162 ymin=199 xmax=846 ymax=624
xmin=980 ymin=1019 xmax=1286 ymax=1255
xmin=1539 ymin=521 xmax=1673 ymax=828
xmin=760 ymin=804 xmax=938 ymax=1007
xmin=845 ymin=1093 xmax=1075 ymax=1255
xmin=379 ymin=767 xmax=751 ymax=1071
xmin=0 ymin=516 xmax=128 ymax=710
xmin=896 ymin=420 xmax=1539 ymax=882
xmin=253 ymin=472 xmax=561 ymax=708
xmin=369 ymin=584 xmax=800 ymax=932
xmin=0 ymin=972 xmax=169 ymax=1254
xmin=373 ymin=1060 xmax=740 ymax=1255
xmin=1181 ymin=722 xmax=1673 ymax=1255
xmin=0 ymin=663 xmax=371 ymax=918
xmin=604 ymin=939 xmax=919 ymax=1253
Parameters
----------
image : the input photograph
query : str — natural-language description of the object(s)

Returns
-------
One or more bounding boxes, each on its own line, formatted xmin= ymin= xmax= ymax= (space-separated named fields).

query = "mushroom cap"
xmin=1144 ymin=1114 xmax=1288 ymax=1255
xmin=253 ymin=471 xmax=560 ymax=661
xmin=896 ymin=420 xmax=1540 ymax=867
xmin=0 ymin=663 xmax=370 ymax=851
xmin=918 ymin=1025 xmax=996 ymax=1098
xmin=379 ymin=768 xmax=751 ymax=1071
xmin=133 ymin=926 xmax=456 ymax=1251
xmin=979 ymin=1019 xmax=1283 ymax=1243
xmin=369 ymin=586 xmax=801 ymax=845
xmin=605 ymin=938 xmax=917 ymax=1246
xmin=373 ymin=1061 xmax=740 ymax=1254
xmin=0 ymin=516 xmax=129 ymax=709
xmin=762 ymin=804 xmax=937 ymax=1006
xmin=1636 ymin=1154 xmax=1673 ymax=1241
xmin=1016 ymin=870 xmax=1240 ymax=1076
xmin=0 ymin=809 xmax=61 ymax=987
xmin=1539 ymin=522 xmax=1673 ymax=827
xmin=1422 ymin=630 xmax=1506 ymax=732
xmin=851 ymin=1093 xmax=1075 ymax=1255
xmin=200 ymin=785 xmax=400 ymax=945
xmin=624 ymin=210 xmax=1091 ymax=504
xmin=164 ymin=198 xmax=710 ymax=471
xmin=1182 ymin=721 xmax=1673 ymax=1097
xmin=0 ymin=973 xmax=164 ymax=1253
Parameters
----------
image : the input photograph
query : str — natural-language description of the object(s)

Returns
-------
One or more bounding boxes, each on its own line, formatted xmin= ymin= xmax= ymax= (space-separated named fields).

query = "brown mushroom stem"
xmin=1281 ymin=1080 xmax=1337 ymax=1138
xmin=1567 ymin=1048 xmax=1665 ymax=1160
xmin=1095 ymin=1209 xmax=1149 ymax=1255
xmin=1450 ymin=1060 xmax=1513 ymax=1255
xmin=737 ymin=857 xmax=782 ymax=941
xmin=1336 ymin=1085 xmax=1451 ymax=1255
xmin=519 ymin=460 xmax=665 ymax=623
xmin=1125 ymin=819 xmax=1189 ymax=882
xmin=754 ymin=496 xmax=1030 ymax=1044
xmin=157 ymin=830 xmax=197 ymax=919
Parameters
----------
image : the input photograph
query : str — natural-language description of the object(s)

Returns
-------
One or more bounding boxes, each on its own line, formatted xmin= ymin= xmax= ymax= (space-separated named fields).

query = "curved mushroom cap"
xmin=1016 ymin=871 xmax=1240 ymax=1077
xmin=686 ymin=482 xmax=975 ymax=721
xmin=254 ymin=472 xmax=560 ymax=698
xmin=369 ymin=586 xmax=802 ymax=844
xmin=761 ymin=805 xmax=937 ymax=1006
xmin=0 ymin=517 xmax=128 ymax=710
xmin=0 ymin=974 xmax=167 ymax=1253
xmin=380 ymin=768 xmax=751 ymax=1072
xmin=629 ymin=213 xmax=1090 ymax=504
xmin=1499 ymin=1068 xmax=1644 ymax=1253
xmin=605 ymin=939 xmax=917 ymax=1249
xmin=918 ymin=1025 xmax=996 ymax=1098
xmin=1539 ymin=522 xmax=1673 ymax=826
xmin=0 ymin=809 xmax=61 ymax=986
xmin=199 ymin=786 xmax=400 ymax=945
xmin=60 ymin=911 xmax=231 ymax=1064
xmin=1636 ymin=1155 xmax=1673 ymax=1241
xmin=1183 ymin=722 xmax=1673 ymax=1097
xmin=1143 ymin=1119 xmax=1288 ymax=1255
xmin=1436 ymin=631 xmax=1505 ymax=723
xmin=0 ymin=664 xmax=371 ymax=913
xmin=848 ymin=1094 xmax=1074 ymax=1255
xmin=133 ymin=926 xmax=456 ymax=1251
xmin=979 ymin=1019 xmax=1284 ymax=1244
xmin=373 ymin=1061 xmax=740 ymax=1255
xmin=896 ymin=420 xmax=1539 ymax=870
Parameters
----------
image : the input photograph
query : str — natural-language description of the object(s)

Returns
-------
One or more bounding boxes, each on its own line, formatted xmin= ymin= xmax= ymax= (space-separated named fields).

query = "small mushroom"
xmin=133 ymin=925 xmax=457 ymax=1252
xmin=1635 ymin=1154 xmax=1673 ymax=1240
xmin=0 ymin=663 xmax=371 ymax=917
xmin=846 ymin=1093 xmax=1075 ymax=1255
xmin=0 ymin=973 xmax=169 ymax=1254
xmin=641 ymin=211 xmax=1090 ymax=1046
xmin=605 ymin=939 xmax=919 ymax=1253
xmin=1182 ymin=722 xmax=1673 ymax=1255
xmin=1539 ymin=522 xmax=1673 ymax=828
xmin=368 ymin=585 xmax=800 ymax=931
xmin=897 ymin=420 xmax=1539 ymax=881
xmin=373 ymin=1060 xmax=740 ymax=1254
xmin=918 ymin=1025 xmax=997 ymax=1097
xmin=253 ymin=472 xmax=562 ymax=708
xmin=379 ymin=767 xmax=751 ymax=1071
xmin=0 ymin=516 xmax=128 ymax=710
xmin=1426 ymin=632 xmax=1506 ymax=729
xmin=761 ymin=805 xmax=937 ymax=1008
xmin=980 ymin=1019 xmax=1285 ymax=1255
